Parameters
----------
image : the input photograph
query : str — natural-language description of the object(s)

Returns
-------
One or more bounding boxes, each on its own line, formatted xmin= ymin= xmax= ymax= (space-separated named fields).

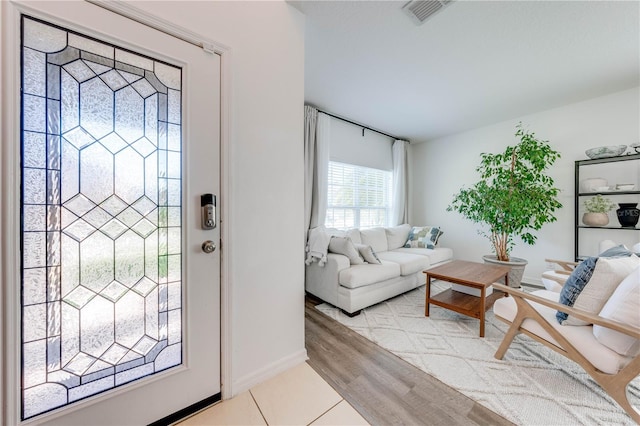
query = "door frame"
xmin=0 ymin=1 xmax=234 ymax=424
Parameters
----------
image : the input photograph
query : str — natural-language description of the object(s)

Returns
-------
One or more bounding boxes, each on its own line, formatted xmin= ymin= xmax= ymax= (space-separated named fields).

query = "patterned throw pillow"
xmin=403 ymin=226 xmax=443 ymax=249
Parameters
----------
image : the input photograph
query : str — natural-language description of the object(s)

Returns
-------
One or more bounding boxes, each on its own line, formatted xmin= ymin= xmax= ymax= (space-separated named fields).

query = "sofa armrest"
xmin=305 ymin=253 xmax=350 ymax=306
xmin=493 ymin=283 xmax=640 ymax=339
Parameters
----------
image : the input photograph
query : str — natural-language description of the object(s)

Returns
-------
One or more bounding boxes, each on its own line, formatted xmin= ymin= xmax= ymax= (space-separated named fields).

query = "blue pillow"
xmin=599 ymin=244 xmax=633 ymax=258
xmin=556 ymin=257 xmax=598 ymax=324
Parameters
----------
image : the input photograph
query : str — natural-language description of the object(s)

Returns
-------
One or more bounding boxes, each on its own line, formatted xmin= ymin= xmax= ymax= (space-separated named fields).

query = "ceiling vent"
xmin=402 ymin=0 xmax=453 ymax=25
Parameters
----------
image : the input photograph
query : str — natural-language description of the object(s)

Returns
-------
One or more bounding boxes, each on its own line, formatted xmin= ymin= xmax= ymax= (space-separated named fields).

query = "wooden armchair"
xmin=541 ymin=258 xmax=579 ymax=291
xmin=492 ymin=283 xmax=640 ymax=423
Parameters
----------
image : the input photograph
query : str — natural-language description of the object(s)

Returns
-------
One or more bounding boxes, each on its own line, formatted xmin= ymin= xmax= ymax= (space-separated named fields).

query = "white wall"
xmin=130 ymin=1 xmax=306 ymax=394
xmin=409 ymin=87 xmax=640 ymax=285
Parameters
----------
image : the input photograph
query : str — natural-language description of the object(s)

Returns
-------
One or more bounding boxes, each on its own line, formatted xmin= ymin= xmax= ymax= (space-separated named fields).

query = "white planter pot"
xmin=582 ymin=212 xmax=609 ymax=227
xmin=482 ymin=255 xmax=528 ymax=288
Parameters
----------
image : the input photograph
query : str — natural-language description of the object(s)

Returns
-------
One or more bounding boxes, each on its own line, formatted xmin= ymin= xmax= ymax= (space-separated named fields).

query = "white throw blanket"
xmin=305 ymin=226 xmax=330 ymax=266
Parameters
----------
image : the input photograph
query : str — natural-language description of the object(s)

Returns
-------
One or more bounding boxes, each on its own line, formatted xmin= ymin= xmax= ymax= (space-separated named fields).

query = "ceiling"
xmin=290 ymin=0 xmax=640 ymax=143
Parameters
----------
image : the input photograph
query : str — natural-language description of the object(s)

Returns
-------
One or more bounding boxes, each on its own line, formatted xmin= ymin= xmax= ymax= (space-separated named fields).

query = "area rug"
xmin=315 ymin=283 xmax=640 ymax=425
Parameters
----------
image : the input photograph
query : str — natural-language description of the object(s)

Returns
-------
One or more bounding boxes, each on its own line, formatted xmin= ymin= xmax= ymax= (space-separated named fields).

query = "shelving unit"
xmin=575 ymin=153 xmax=640 ymax=260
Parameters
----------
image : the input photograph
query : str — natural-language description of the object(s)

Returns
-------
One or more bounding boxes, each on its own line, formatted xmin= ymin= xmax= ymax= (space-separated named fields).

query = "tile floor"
xmin=177 ymin=362 xmax=370 ymax=425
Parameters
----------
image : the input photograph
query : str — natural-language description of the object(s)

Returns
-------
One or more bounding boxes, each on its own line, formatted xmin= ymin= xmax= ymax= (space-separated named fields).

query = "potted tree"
xmin=582 ymin=194 xmax=615 ymax=227
xmin=447 ymin=123 xmax=562 ymax=287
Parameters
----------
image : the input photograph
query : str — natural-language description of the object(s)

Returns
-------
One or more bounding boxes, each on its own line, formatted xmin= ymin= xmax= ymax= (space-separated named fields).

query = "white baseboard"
xmin=229 ymin=349 xmax=309 ymax=397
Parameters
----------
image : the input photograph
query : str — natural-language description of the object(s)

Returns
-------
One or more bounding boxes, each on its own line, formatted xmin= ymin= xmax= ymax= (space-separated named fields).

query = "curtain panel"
xmin=304 ymin=106 xmax=329 ymax=236
xmin=391 ymin=139 xmax=409 ymax=226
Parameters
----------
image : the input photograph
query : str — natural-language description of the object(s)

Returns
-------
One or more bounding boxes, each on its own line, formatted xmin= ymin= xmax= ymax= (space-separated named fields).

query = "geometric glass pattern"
xmin=20 ymin=16 xmax=182 ymax=420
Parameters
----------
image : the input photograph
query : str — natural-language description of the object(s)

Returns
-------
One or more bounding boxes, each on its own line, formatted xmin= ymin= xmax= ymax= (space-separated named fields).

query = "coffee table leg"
xmin=425 ymin=274 xmax=431 ymax=317
xmin=479 ymin=287 xmax=485 ymax=337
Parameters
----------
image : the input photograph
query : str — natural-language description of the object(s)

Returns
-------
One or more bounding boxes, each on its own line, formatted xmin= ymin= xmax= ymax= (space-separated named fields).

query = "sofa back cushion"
xmin=360 ymin=227 xmax=388 ymax=253
xmin=346 ymin=228 xmax=362 ymax=244
xmin=385 ymin=224 xmax=411 ymax=250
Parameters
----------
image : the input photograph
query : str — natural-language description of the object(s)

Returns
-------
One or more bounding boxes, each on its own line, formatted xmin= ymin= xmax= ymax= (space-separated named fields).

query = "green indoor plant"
xmin=447 ymin=123 xmax=562 ymax=286
xmin=582 ymin=194 xmax=615 ymax=227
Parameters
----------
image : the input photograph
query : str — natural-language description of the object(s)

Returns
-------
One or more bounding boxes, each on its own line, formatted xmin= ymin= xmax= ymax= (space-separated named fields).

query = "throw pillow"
xmin=328 ymin=236 xmax=364 ymax=265
xmin=385 ymin=224 xmax=412 ymax=250
xmin=403 ymin=226 xmax=443 ymax=249
xmin=556 ymin=257 xmax=598 ymax=324
xmin=560 ymin=255 xmax=640 ymax=326
xmin=354 ymin=243 xmax=382 ymax=264
xmin=593 ymin=265 xmax=640 ymax=357
xmin=599 ymin=244 xmax=633 ymax=258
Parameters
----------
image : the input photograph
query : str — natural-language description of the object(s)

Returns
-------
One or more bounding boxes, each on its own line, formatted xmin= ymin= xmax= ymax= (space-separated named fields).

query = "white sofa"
xmin=305 ymin=224 xmax=453 ymax=315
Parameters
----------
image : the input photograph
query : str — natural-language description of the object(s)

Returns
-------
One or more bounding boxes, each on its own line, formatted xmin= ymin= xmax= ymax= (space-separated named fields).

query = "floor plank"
xmin=305 ymin=295 xmax=514 ymax=426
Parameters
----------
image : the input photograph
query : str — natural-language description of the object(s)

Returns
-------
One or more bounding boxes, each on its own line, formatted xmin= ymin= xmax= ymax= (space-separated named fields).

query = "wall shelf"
xmin=575 ymin=153 xmax=640 ymax=260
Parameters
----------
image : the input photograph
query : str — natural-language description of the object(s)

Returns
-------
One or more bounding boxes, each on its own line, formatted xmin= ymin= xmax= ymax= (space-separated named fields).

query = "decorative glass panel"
xmin=20 ymin=16 xmax=183 ymax=420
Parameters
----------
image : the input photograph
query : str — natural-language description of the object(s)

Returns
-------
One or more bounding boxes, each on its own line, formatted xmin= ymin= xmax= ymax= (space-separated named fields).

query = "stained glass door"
xmin=7 ymin=2 xmax=221 ymax=424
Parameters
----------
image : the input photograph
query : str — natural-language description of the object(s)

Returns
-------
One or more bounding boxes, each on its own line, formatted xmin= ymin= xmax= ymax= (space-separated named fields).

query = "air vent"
xmin=402 ymin=0 xmax=453 ymax=25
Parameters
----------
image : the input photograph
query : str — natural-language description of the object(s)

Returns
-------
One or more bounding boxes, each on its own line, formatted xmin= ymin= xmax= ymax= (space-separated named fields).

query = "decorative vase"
xmin=616 ymin=203 xmax=640 ymax=228
xmin=582 ymin=212 xmax=609 ymax=227
xmin=482 ymin=255 xmax=528 ymax=288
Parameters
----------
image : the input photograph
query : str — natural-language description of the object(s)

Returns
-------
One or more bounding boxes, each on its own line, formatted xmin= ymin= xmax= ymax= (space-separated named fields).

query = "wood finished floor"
xmin=305 ymin=295 xmax=515 ymax=426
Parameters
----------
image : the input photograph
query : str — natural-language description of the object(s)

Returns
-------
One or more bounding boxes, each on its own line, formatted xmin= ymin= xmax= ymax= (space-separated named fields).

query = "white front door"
xmin=2 ymin=1 xmax=221 ymax=424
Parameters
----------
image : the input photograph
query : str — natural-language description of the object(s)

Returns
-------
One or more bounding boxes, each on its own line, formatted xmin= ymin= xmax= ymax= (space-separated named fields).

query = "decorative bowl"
xmin=585 ymin=145 xmax=627 ymax=159
xmin=580 ymin=178 xmax=607 ymax=192
xmin=615 ymin=183 xmax=635 ymax=191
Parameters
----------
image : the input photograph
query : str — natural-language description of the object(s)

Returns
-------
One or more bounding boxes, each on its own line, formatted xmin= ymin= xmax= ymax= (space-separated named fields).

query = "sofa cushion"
xmin=354 ymin=243 xmax=381 ymax=264
xmin=391 ymin=247 xmax=453 ymax=266
xmin=493 ymin=290 xmax=632 ymax=375
xmin=385 ymin=224 xmax=412 ymax=250
xmin=560 ymin=255 xmax=640 ymax=326
xmin=328 ymin=236 xmax=365 ymax=265
xmin=346 ymin=228 xmax=361 ymax=244
xmin=339 ymin=261 xmax=401 ymax=289
xmin=403 ymin=226 xmax=443 ymax=249
xmin=593 ymin=266 xmax=640 ymax=357
xmin=376 ymin=251 xmax=431 ymax=276
xmin=360 ymin=227 xmax=388 ymax=253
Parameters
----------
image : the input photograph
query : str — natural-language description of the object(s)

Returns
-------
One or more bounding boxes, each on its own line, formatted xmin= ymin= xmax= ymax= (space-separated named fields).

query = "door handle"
xmin=202 ymin=240 xmax=216 ymax=253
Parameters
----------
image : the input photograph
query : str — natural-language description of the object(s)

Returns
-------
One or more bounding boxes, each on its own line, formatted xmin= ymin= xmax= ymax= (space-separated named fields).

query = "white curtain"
xmin=304 ymin=106 xmax=330 ymax=235
xmin=391 ymin=139 xmax=409 ymax=226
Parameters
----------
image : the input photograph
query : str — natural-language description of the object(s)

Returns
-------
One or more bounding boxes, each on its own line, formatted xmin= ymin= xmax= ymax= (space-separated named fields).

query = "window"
xmin=325 ymin=161 xmax=392 ymax=230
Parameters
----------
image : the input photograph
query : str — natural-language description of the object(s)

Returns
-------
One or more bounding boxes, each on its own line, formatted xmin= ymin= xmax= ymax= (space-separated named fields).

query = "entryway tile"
xmin=250 ymin=362 xmax=342 ymax=425
xmin=178 ymin=391 xmax=266 ymax=425
xmin=311 ymin=400 xmax=370 ymax=425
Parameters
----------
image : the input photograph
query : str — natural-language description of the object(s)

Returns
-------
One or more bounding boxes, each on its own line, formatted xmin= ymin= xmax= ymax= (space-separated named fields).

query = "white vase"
xmin=582 ymin=212 xmax=609 ymax=227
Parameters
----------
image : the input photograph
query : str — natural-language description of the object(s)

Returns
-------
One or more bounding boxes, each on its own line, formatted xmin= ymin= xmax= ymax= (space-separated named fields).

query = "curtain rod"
xmin=316 ymin=108 xmax=404 ymax=141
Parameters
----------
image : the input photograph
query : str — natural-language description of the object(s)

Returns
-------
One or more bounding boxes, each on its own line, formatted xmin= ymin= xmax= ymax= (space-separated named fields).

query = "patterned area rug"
xmin=315 ymin=283 xmax=640 ymax=425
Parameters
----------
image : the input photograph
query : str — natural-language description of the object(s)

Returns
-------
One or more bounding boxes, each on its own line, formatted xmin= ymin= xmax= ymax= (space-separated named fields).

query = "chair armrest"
xmin=493 ymin=283 xmax=640 ymax=339
xmin=544 ymin=258 xmax=579 ymax=272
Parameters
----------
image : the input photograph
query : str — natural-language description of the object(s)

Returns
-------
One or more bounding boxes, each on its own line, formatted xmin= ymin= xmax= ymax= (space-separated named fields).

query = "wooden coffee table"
xmin=424 ymin=260 xmax=510 ymax=337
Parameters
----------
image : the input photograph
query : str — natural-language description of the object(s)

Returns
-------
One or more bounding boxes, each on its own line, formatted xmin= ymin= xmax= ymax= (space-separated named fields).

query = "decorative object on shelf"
xmin=448 ymin=123 xmax=562 ymax=288
xmin=582 ymin=194 xmax=615 ymax=226
xmin=580 ymin=177 xmax=608 ymax=193
xmin=615 ymin=183 xmax=635 ymax=191
xmin=585 ymin=145 xmax=627 ymax=159
xmin=616 ymin=203 xmax=640 ymax=228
